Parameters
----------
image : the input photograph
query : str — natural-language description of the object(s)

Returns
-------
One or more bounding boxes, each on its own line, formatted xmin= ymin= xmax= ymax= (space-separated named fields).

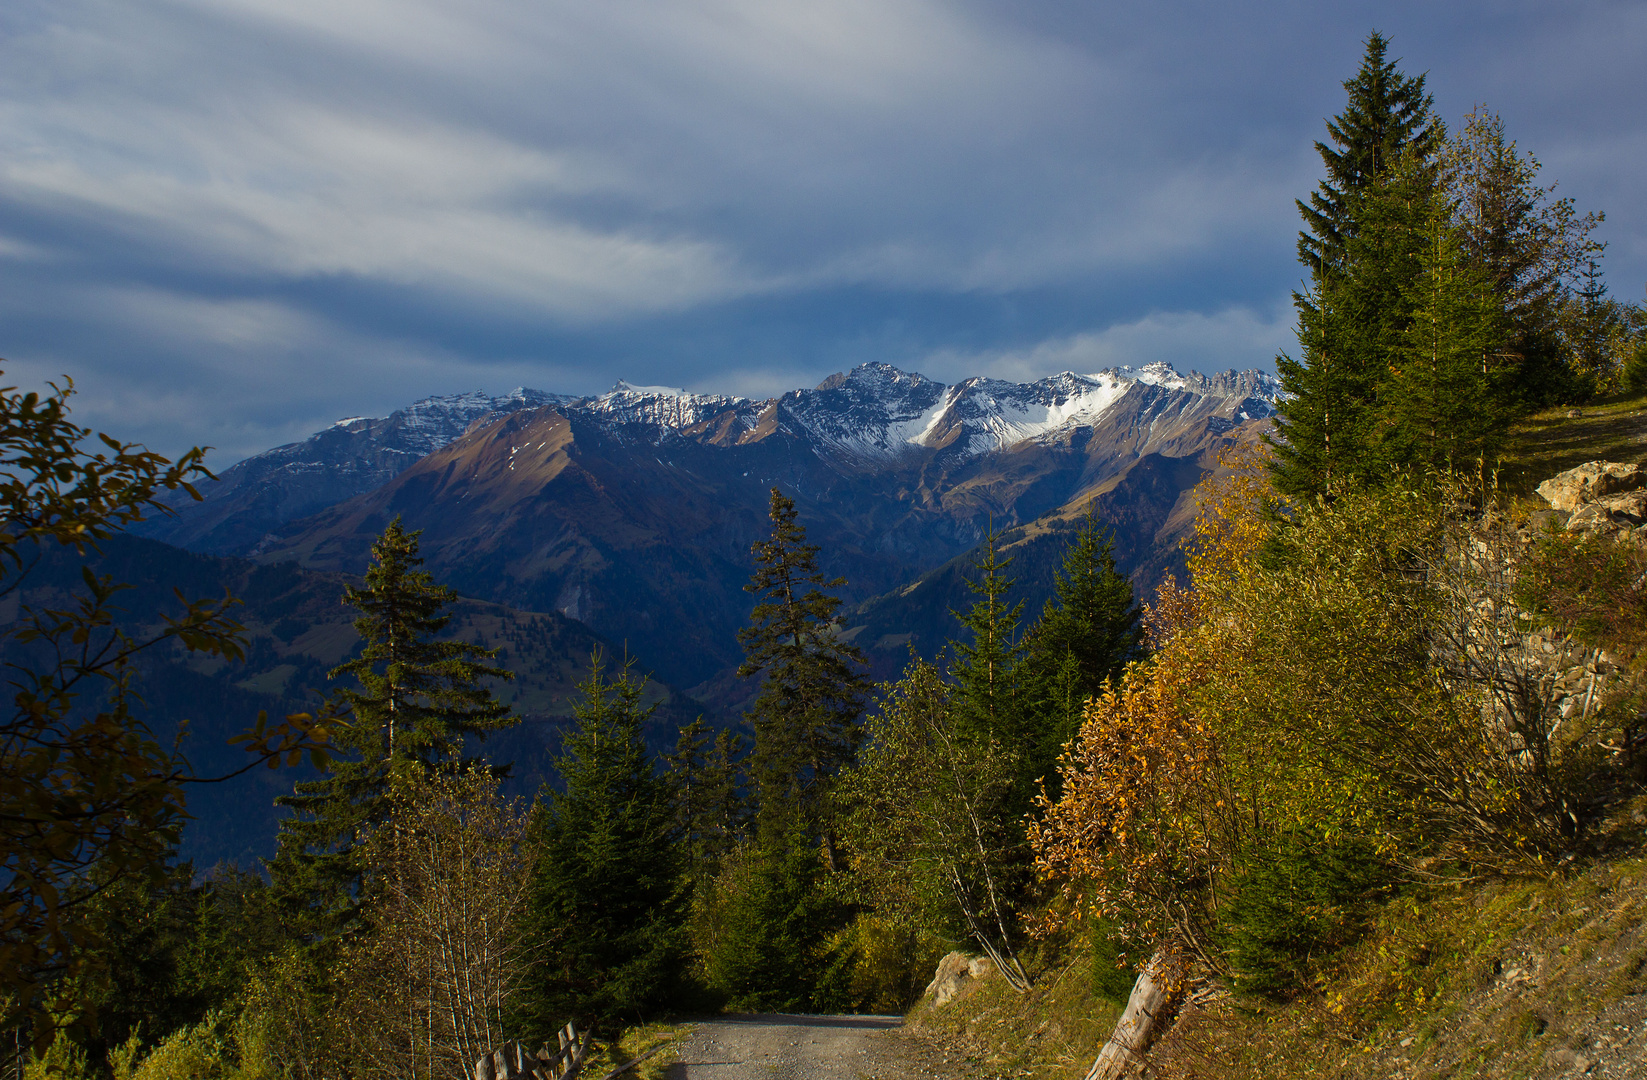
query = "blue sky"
xmin=1 ymin=0 xmax=1643 ymax=464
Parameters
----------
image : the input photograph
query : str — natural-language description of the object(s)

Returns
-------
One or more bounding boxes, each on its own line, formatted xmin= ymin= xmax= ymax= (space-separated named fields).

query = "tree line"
xmin=0 ymin=399 xmax=1142 ymax=1078
xmin=1272 ymin=32 xmax=1644 ymax=497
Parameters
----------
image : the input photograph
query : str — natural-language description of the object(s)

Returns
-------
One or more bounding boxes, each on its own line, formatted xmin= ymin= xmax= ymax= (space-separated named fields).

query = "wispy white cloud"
xmin=0 ymin=102 xmax=760 ymax=319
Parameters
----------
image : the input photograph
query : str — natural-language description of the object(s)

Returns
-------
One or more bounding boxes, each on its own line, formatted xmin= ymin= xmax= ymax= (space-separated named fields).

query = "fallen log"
xmin=1082 ymin=949 xmax=1177 ymax=1080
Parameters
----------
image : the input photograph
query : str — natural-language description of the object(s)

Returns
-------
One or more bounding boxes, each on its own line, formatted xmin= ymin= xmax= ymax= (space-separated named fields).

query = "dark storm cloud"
xmin=0 ymin=0 xmax=1641 ymax=462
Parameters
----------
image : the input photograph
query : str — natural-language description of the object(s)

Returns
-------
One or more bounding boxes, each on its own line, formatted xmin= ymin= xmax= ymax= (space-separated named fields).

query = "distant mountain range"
xmin=139 ymin=388 xmax=576 ymax=554
xmin=138 ymin=362 xmax=1280 ymax=707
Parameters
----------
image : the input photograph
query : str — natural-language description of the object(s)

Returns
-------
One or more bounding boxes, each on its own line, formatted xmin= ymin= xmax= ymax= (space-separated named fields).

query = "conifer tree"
xmin=1448 ymin=108 xmax=1598 ymax=321
xmin=514 ymin=652 xmax=687 ymax=1028
xmin=700 ymin=826 xmax=840 ymax=1012
xmin=1019 ymin=515 xmax=1142 ymax=778
xmin=1384 ymin=193 xmax=1510 ymax=478
xmin=1272 ymin=33 xmax=1444 ymax=498
xmin=665 ymin=717 xmax=749 ymax=886
xmin=948 ymin=528 xmax=1025 ymax=745
xmin=737 ymin=488 xmax=868 ymax=852
xmin=1565 ymin=253 xmax=1624 ymax=395
xmin=1297 ymin=32 xmax=1443 ymax=273
xmin=269 ymin=517 xmax=513 ymax=938
xmin=1446 ymin=105 xmax=1602 ymax=404
xmin=1022 ymin=516 xmax=1141 ymax=698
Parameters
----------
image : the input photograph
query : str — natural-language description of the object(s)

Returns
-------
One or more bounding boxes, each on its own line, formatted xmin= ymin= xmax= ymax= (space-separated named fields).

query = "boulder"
xmin=1564 ymin=489 xmax=1647 ymax=533
xmin=1536 ymin=461 xmax=1646 ymax=512
xmin=1567 ymin=503 xmax=1616 ymax=532
xmin=924 ymin=951 xmax=993 ymax=1007
xmin=1598 ymin=490 xmax=1647 ymax=523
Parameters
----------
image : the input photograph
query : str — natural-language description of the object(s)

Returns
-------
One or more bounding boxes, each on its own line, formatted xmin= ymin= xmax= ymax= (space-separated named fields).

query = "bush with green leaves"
xmin=836 ymin=659 xmax=1031 ymax=991
xmin=1037 ymin=460 xmax=1636 ymax=998
xmin=812 ymin=914 xmax=945 ymax=1016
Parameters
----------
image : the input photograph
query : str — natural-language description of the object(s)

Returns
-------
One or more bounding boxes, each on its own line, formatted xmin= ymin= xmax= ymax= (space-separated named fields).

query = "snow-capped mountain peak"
xmin=574 ymin=360 xmax=1279 ymax=463
xmin=1109 ymin=362 xmax=1188 ymax=390
xmin=139 ymin=361 xmax=1280 ymax=556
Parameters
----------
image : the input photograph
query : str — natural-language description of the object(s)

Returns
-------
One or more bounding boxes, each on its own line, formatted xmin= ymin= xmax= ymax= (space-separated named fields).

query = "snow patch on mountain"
xmin=1111 ymin=362 xmax=1189 ymax=391
xmin=564 ymin=360 xmax=1280 ymax=463
xmin=782 ymin=363 xmax=949 ymax=463
xmin=147 ymin=361 xmax=1282 ymax=556
xmin=588 ymin=383 xmax=748 ymax=434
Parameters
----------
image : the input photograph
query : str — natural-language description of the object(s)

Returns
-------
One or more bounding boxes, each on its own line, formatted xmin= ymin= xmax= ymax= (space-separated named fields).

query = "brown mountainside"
xmin=253 ymin=366 xmax=1275 ymax=700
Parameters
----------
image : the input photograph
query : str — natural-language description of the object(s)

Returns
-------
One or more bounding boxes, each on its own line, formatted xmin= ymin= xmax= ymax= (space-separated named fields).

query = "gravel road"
xmin=664 ymin=1013 xmax=907 ymax=1080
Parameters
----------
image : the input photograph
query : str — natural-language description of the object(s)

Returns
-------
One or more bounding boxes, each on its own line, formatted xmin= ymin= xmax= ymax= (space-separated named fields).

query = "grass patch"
xmin=1499 ymin=391 xmax=1647 ymax=497
xmin=905 ymin=933 xmax=1124 ymax=1078
xmin=580 ymin=1022 xmax=682 ymax=1080
xmin=1141 ymin=851 xmax=1647 ymax=1079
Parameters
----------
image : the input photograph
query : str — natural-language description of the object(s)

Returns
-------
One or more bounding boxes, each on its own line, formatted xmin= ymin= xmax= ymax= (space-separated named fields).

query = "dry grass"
xmin=1144 ymin=842 xmax=1647 ymax=1080
xmin=1498 ymin=392 xmax=1647 ymax=498
xmin=898 ymin=934 xmax=1125 ymax=1079
xmin=579 ymin=1022 xmax=682 ymax=1080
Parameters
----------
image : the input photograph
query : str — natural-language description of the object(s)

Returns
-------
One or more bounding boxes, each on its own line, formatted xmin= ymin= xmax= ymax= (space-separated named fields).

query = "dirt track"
xmin=664 ymin=1013 xmax=910 ymax=1080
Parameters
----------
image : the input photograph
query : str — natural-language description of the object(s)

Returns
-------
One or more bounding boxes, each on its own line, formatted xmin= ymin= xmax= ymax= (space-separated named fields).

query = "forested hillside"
xmin=5 ymin=28 xmax=1647 ymax=1080
xmin=0 ymin=534 xmax=698 ymax=870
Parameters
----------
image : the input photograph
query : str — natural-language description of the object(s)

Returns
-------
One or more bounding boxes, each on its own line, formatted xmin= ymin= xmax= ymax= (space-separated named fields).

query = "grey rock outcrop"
xmin=1519 ymin=461 xmax=1644 ymax=728
xmin=924 ymin=951 xmax=993 ymax=1007
xmin=1534 ymin=461 xmax=1646 ymax=513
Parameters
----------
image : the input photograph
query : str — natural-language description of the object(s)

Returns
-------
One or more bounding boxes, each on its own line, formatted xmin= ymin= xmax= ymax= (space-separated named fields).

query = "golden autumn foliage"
xmin=1029 ymin=578 xmax=1228 ymax=968
xmin=1033 ymin=448 xmax=1628 ymax=988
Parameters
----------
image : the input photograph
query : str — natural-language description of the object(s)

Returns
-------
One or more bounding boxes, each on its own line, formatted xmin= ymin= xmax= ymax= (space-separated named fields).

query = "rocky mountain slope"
xmin=135 ymin=388 xmax=572 ymax=554
xmin=240 ymin=363 xmax=1279 ymax=696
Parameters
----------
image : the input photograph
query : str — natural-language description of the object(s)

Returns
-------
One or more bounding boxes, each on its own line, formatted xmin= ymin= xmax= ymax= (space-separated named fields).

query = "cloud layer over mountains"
xmin=0 ymin=0 xmax=1642 ymax=463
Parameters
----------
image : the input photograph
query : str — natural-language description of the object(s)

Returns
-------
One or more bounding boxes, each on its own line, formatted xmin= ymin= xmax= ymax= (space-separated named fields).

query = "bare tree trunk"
xmin=1082 ymin=949 xmax=1176 ymax=1080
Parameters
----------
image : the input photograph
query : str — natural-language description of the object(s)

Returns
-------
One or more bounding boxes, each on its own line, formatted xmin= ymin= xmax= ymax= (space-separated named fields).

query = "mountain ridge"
xmin=240 ymin=363 xmax=1279 ymax=698
xmin=137 ymin=362 xmax=1279 ymax=557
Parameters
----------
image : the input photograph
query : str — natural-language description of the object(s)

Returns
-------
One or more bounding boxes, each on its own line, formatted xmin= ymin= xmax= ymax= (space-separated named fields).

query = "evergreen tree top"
xmin=736 ymin=488 xmax=867 ymax=847
xmin=1299 ymin=31 xmax=1443 ymax=272
xmin=737 ymin=489 xmax=860 ymax=678
xmin=548 ymin=651 xmax=665 ymax=831
xmin=329 ymin=516 xmax=514 ymax=766
xmin=948 ymin=527 xmax=1025 ymax=743
xmin=339 ymin=516 xmax=454 ymax=654
xmin=1023 ymin=514 xmax=1141 ymax=692
xmin=269 ymin=515 xmax=515 ymax=942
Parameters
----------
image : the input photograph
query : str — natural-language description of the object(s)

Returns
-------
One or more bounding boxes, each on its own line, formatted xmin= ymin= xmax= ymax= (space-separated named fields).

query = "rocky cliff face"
xmin=241 ymin=363 xmax=1279 ymax=694
xmin=135 ymin=388 xmax=572 ymax=554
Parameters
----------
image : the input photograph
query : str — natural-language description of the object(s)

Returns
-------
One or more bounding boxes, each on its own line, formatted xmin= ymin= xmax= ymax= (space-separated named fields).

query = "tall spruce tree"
xmin=268 ymin=517 xmax=513 ymax=938
xmin=514 ymin=652 xmax=686 ymax=1028
xmin=737 ymin=488 xmax=868 ymax=854
xmin=1019 ymin=515 xmax=1142 ymax=781
xmin=948 ymin=527 xmax=1025 ymax=745
xmin=1296 ymin=32 xmax=1443 ymax=273
xmin=1272 ymin=33 xmax=1444 ymax=498
xmin=665 ymin=717 xmax=749 ymax=887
